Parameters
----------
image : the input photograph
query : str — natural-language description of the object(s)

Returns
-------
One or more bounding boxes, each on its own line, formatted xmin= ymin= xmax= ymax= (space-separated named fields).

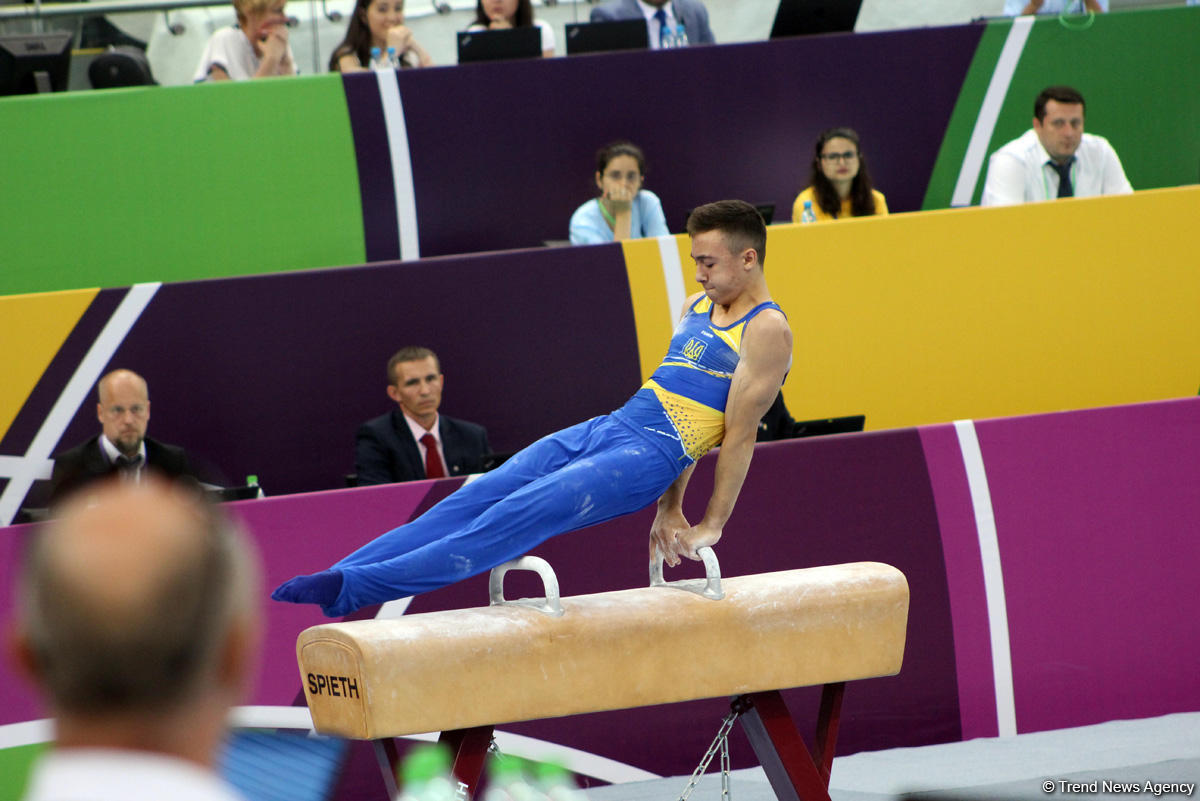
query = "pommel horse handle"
xmin=488 ymin=556 xmax=564 ymax=617
xmin=650 ymin=545 xmax=724 ymax=600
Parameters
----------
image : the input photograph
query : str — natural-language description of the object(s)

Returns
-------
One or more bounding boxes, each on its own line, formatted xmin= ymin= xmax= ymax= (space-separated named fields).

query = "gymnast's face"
xmin=387 ymin=355 xmax=443 ymax=429
xmin=690 ymin=230 xmax=753 ymax=306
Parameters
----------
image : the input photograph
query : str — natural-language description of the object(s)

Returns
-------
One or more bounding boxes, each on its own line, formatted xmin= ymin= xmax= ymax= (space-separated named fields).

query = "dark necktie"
xmin=115 ymin=454 xmax=142 ymax=469
xmin=420 ymin=433 xmax=445 ymax=479
xmin=115 ymin=454 xmax=143 ymax=481
xmin=1050 ymin=159 xmax=1074 ymax=198
xmin=654 ymin=8 xmax=669 ymax=48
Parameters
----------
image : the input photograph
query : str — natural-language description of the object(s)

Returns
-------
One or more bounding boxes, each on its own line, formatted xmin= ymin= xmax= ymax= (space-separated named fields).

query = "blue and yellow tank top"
xmin=614 ymin=295 xmax=784 ymax=461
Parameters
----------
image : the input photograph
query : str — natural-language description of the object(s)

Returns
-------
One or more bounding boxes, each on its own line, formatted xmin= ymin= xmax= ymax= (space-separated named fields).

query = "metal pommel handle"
xmin=489 ymin=556 xmax=564 ymax=617
xmin=650 ymin=545 xmax=724 ymax=600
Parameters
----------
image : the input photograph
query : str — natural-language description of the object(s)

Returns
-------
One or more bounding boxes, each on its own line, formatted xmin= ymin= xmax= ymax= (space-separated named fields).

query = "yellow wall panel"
xmin=624 ymin=186 xmax=1200 ymax=430
xmin=0 ymin=289 xmax=98 ymax=441
xmin=621 ymin=237 xmax=676 ymax=381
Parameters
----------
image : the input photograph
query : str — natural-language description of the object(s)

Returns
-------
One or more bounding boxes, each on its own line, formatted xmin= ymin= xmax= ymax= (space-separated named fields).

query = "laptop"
xmin=769 ymin=0 xmax=862 ymax=38
xmin=205 ymin=484 xmax=263 ymax=503
xmin=564 ymin=19 xmax=649 ymax=55
xmin=792 ymin=414 xmax=866 ymax=438
xmin=456 ymin=27 xmax=542 ymax=64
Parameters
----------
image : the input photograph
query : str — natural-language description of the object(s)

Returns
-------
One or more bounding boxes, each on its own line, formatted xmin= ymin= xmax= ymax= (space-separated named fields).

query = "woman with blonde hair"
xmin=194 ymin=0 xmax=296 ymax=81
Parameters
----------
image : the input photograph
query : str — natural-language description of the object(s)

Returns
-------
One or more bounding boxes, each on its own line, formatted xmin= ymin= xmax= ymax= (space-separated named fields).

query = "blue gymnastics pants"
xmin=321 ymin=413 xmax=686 ymax=616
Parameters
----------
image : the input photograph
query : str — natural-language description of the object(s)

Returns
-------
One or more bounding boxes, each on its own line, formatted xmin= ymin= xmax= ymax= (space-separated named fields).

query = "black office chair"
xmin=89 ymin=46 xmax=157 ymax=89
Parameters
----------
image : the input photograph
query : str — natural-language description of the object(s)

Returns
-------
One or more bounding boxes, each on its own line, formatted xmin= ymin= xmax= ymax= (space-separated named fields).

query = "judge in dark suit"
xmin=49 ymin=369 xmax=198 ymax=505
xmin=589 ymin=0 xmax=715 ymax=47
xmin=354 ymin=347 xmax=490 ymax=485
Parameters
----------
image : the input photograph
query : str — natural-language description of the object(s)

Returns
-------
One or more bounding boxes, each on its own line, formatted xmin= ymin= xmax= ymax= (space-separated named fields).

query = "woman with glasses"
xmin=792 ymin=127 xmax=888 ymax=223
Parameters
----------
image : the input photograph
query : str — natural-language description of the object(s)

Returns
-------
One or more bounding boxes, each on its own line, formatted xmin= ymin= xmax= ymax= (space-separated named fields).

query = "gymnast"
xmin=272 ymin=199 xmax=793 ymax=617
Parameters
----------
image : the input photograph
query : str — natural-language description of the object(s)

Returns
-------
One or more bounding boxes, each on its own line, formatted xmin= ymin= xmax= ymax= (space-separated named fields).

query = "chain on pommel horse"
xmin=294 ymin=551 xmax=910 ymax=801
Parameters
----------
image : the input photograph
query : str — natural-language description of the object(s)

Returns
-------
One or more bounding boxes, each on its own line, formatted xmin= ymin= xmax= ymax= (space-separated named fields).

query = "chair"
xmin=88 ymin=46 xmax=157 ymax=89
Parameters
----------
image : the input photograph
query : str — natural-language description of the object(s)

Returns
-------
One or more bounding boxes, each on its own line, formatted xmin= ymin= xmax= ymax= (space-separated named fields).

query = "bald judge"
xmin=10 ymin=479 xmax=262 ymax=801
xmin=49 ymin=369 xmax=198 ymax=506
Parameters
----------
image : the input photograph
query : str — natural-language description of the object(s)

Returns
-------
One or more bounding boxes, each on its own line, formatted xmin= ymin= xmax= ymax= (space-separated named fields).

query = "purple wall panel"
xmin=41 ymin=245 xmax=638 ymax=498
xmin=919 ymin=423 xmax=1000 ymax=740
xmin=975 ymin=397 xmax=1200 ymax=733
xmin=342 ymin=74 xmax=400 ymax=263
xmin=377 ymin=25 xmax=983 ymax=257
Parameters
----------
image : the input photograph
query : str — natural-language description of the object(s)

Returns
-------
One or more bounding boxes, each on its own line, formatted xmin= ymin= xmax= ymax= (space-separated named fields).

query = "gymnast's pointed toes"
xmin=271 ymin=569 xmax=344 ymax=606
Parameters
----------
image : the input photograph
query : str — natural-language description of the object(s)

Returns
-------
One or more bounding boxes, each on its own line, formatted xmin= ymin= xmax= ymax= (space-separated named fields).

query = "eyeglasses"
xmin=102 ymin=404 xmax=148 ymax=418
xmin=820 ymin=151 xmax=858 ymax=163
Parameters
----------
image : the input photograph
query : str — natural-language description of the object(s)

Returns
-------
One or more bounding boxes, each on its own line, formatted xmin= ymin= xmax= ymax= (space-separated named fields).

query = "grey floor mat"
xmin=581 ymin=713 xmax=1200 ymax=801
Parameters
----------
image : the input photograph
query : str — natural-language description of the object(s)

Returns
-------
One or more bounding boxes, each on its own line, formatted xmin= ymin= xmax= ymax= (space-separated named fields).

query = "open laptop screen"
xmin=457 ymin=27 xmax=542 ymax=64
xmin=565 ymin=19 xmax=649 ymax=55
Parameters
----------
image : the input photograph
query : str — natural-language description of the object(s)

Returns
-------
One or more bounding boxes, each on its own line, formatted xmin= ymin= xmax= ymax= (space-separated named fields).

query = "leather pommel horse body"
xmin=296 ymin=558 xmax=909 ymax=801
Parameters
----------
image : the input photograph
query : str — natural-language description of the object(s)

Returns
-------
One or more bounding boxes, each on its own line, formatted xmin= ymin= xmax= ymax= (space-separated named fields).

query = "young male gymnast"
xmin=272 ymin=200 xmax=793 ymax=616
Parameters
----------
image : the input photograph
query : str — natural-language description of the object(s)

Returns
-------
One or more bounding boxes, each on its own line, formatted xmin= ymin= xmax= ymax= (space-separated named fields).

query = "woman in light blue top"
xmin=569 ymin=141 xmax=670 ymax=245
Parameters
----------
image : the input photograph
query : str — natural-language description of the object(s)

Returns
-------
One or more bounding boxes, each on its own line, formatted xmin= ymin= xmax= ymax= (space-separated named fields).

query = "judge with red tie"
xmin=354 ymin=347 xmax=491 ymax=485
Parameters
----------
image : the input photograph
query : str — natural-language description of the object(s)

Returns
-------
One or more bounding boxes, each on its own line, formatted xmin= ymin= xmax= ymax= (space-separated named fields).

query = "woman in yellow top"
xmin=792 ymin=127 xmax=888 ymax=222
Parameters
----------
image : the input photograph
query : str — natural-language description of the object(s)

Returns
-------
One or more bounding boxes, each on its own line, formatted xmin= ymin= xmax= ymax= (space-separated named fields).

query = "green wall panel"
xmin=927 ymin=7 xmax=1200 ymax=209
xmin=922 ymin=21 xmax=1013 ymax=210
xmin=0 ymin=75 xmax=364 ymax=295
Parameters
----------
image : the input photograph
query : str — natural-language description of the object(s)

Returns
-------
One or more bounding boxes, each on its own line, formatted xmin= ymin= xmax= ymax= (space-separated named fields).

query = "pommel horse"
xmin=295 ymin=552 xmax=909 ymax=801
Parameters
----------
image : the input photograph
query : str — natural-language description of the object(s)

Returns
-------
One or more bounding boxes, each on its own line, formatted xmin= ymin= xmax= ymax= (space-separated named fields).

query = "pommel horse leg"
xmin=737 ymin=683 xmax=845 ymax=801
xmin=373 ymin=726 xmax=494 ymax=799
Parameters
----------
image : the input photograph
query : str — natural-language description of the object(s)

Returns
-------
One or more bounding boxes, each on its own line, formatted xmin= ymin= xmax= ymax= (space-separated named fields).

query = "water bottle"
xmin=660 ymin=25 xmax=676 ymax=49
xmin=484 ymin=759 xmax=546 ymax=801
xmin=674 ymin=23 xmax=688 ymax=47
xmin=387 ymin=46 xmax=399 ymax=68
xmin=532 ymin=761 xmax=586 ymax=801
xmin=370 ymin=46 xmax=384 ymax=70
xmin=800 ymin=200 xmax=816 ymax=224
xmin=397 ymin=745 xmax=458 ymax=801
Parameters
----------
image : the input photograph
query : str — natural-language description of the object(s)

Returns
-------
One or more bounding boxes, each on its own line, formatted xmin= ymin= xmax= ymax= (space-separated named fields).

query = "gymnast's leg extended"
xmin=273 ymin=415 xmax=686 ymax=615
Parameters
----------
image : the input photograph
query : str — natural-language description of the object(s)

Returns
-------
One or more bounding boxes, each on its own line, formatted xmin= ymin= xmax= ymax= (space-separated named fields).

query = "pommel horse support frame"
xmin=296 ymin=556 xmax=909 ymax=801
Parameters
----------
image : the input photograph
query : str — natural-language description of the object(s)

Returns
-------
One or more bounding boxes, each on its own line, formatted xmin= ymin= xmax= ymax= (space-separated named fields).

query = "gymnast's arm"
xmin=648 ymin=291 xmax=705 ymax=562
xmin=668 ymin=308 xmax=792 ymax=565
xmin=649 ymin=462 xmax=698 ymax=564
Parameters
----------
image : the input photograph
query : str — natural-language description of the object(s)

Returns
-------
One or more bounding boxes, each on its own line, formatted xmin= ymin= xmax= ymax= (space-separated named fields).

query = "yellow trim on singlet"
xmin=644 ymin=380 xmax=726 ymax=459
xmin=656 ymin=359 xmax=735 ymax=380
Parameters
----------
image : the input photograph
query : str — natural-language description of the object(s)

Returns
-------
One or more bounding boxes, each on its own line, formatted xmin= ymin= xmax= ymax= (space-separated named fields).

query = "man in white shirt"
xmin=981 ymin=85 xmax=1132 ymax=207
xmin=1003 ymin=0 xmax=1107 ymax=15
xmin=12 ymin=479 xmax=262 ymax=801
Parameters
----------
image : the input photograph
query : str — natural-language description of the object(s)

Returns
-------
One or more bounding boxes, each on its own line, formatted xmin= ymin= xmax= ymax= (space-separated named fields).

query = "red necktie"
xmin=420 ymin=433 xmax=446 ymax=479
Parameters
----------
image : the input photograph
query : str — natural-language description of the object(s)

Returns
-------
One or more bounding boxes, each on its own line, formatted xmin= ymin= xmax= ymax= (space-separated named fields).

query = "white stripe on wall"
xmin=657 ymin=234 xmax=686 ymax=328
xmin=954 ymin=419 xmax=1017 ymax=737
xmin=950 ymin=16 xmax=1034 ymax=207
xmin=377 ymin=68 xmax=420 ymax=260
xmin=0 ymin=283 xmax=160 ymax=526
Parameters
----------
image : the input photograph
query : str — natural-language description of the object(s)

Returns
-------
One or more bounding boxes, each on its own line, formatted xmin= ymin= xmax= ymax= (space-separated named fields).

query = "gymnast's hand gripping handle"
xmin=650 ymin=545 xmax=724 ymax=600
xmin=488 ymin=555 xmax=564 ymax=617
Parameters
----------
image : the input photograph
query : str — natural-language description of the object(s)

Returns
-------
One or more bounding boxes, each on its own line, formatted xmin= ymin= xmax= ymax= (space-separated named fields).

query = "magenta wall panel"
xmin=3 ymin=397 xmax=1197 ymax=789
